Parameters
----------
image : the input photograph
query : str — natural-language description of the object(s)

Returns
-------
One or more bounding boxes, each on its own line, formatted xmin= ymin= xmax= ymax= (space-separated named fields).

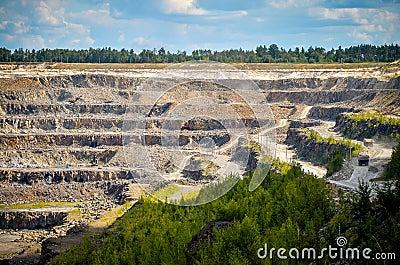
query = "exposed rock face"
xmin=266 ymin=90 xmax=363 ymax=104
xmin=5 ymin=73 xmax=397 ymax=92
xmin=285 ymin=128 xmax=352 ymax=165
xmin=0 ymin=210 xmax=68 ymax=229
xmin=289 ymin=120 xmax=321 ymax=128
xmin=0 ymin=180 xmax=128 ymax=205
xmin=256 ymin=76 xmax=400 ymax=91
xmin=0 ymin=134 xmax=123 ymax=149
xmin=307 ymin=106 xmax=359 ymax=121
xmin=335 ymin=113 xmax=400 ymax=140
xmin=0 ymin=169 xmax=132 ymax=184
xmin=38 ymin=74 xmax=144 ymax=89
xmin=0 ymin=116 xmax=124 ymax=132
xmin=345 ymin=76 xmax=400 ymax=90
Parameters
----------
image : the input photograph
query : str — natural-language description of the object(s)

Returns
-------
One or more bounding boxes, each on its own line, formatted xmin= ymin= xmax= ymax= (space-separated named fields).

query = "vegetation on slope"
xmin=349 ymin=112 xmax=400 ymax=127
xmin=52 ymin=152 xmax=400 ymax=264
xmin=52 ymin=163 xmax=334 ymax=264
xmin=301 ymin=128 xmax=363 ymax=157
xmin=326 ymin=149 xmax=344 ymax=178
xmin=384 ymin=142 xmax=400 ymax=182
xmin=298 ymin=128 xmax=363 ymax=177
xmin=336 ymin=112 xmax=400 ymax=140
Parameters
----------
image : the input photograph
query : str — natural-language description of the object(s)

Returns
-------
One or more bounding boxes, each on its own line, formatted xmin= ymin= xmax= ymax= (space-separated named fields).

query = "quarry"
xmin=0 ymin=61 xmax=400 ymax=263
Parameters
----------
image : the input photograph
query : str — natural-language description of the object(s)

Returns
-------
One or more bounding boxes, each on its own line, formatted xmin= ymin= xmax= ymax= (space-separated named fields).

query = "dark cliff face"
xmin=0 ymin=169 xmax=132 ymax=184
xmin=0 ymin=210 xmax=68 ymax=229
xmin=307 ymin=106 xmax=360 ymax=121
xmin=38 ymin=74 xmax=144 ymax=89
xmin=285 ymin=129 xmax=352 ymax=165
xmin=23 ymin=74 xmax=400 ymax=92
xmin=346 ymin=76 xmax=400 ymax=90
xmin=256 ymin=76 xmax=400 ymax=91
xmin=335 ymin=113 xmax=400 ymax=140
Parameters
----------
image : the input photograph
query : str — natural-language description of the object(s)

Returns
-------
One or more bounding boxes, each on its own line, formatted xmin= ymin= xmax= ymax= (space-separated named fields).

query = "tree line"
xmin=0 ymin=43 xmax=399 ymax=64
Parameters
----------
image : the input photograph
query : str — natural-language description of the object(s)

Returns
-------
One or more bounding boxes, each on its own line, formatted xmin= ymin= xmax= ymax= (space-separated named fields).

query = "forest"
xmin=0 ymin=43 xmax=399 ymax=64
xmin=52 ymin=143 xmax=400 ymax=264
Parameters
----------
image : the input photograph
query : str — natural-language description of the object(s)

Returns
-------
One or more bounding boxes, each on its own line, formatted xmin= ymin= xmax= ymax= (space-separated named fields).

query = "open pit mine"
xmin=0 ymin=62 xmax=399 ymax=263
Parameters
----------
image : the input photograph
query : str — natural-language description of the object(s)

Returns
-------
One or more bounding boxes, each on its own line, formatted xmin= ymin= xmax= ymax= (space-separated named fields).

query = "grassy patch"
xmin=0 ymin=201 xmax=77 ymax=210
xmin=202 ymin=161 xmax=220 ymax=176
xmin=91 ymin=201 xmax=134 ymax=228
xmin=67 ymin=208 xmax=83 ymax=221
xmin=348 ymin=112 xmax=400 ymax=126
xmin=179 ymin=189 xmax=201 ymax=202
xmin=151 ymin=185 xmax=181 ymax=201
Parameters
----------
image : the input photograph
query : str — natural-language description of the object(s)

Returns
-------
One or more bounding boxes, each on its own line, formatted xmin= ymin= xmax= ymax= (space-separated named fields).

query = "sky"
xmin=0 ymin=0 xmax=399 ymax=52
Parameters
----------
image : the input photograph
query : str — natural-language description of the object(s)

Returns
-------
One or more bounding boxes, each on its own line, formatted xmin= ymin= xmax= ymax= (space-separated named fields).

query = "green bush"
xmin=349 ymin=112 xmax=400 ymax=126
xmin=326 ymin=149 xmax=344 ymax=177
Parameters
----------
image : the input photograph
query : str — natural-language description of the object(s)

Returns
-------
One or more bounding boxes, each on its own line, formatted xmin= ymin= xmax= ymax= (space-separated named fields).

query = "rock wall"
xmin=1 ymin=103 xmax=127 ymax=116
xmin=0 ymin=169 xmax=132 ymax=184
xmin=0 ymin=180 xmax=132 ymax=205
xmin=345 ymin=76 xmax=400 ymax=90
xmin=0 ymin=210 xmax=68 ymax=229
xmin=4 ymin=74 xmax=398 ymax=94
xmin=289 ymin=120 xmax=321 ymax=128
xmin=38 ymin=74 xmax=144 ymax=89
xmin=247 ymin=76 xmax=399 ymax=91
xmin=285 ymin=128 xmax=352 ymax=165
xmin=334 ymin=113 xmax=400 ymax=140
xmin=307 ymin=106 xmax=359 ymax=121
xmin=265 ymin=90 xmax=364 ymax=104
xmin=0 ymin=116 xmax=124 ymax=132
xmin=0 ymin=134 xmax=123 ymax=149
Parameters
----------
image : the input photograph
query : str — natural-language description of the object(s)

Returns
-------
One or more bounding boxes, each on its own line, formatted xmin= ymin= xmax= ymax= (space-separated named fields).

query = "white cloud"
xmin=180 ymin=24 xmax=189 ymax=35
xmin=71 ymin=39 xmax=80 ymax=44
xmin=313 ymin=8 xmax=399 ymax=27
xmin=268 ymin=0 xmax=322 ymax=8
xmin=205 ymin=10 xmax=248 ymax=20
xmin=13 ymin=20 xmax=29 ymax=34
xmin=4 ymin=34 xmax=15 ymax=41
xmin=35 ymin=1 xmax=62 ymax=25
xmin=315 ymin=8 xmax=368 ymax=24
xmin=118 ymin=33 xmax=125 ymax=42
xmin=134 ymin=36 xmax=151 ymax=46
xmin=360 ymin=24 xmax=385 ymax=32
xmin=311 ymin=8 xmax=400 ymax=43
xmin=0 ymin=21 xmax=8 ymax=30
xmin=162 ymin=0 xmax=207 ymax=15
xmin=62 ymin=20 xmax=91 ymax=38
xmin=85 ymin=36 xmax=95 ymax=45
xmin=348 ymin=31 xmax=372 ymax=43
xmin=256 ymin=17 xmax=265 ymax=23
xmin=21 ymin=35 xmax=46 ymax=49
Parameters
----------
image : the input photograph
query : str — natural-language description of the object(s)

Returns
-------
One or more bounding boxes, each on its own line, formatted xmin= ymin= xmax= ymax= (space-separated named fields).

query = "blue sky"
xmin=0 ymin=0 xmax=399 ymax=52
